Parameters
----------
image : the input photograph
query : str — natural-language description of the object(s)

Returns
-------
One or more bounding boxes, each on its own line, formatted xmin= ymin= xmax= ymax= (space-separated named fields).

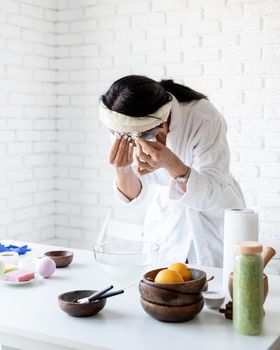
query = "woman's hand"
xmin=108 ymin=135 xmax=141 ymax=200
xmin=135 ymin=139 xmax=189 ymax=192
xmin=135 ymin=138 xmax=174 ymax=176
xmin=108 ymin=135 xmax=134 ymax=169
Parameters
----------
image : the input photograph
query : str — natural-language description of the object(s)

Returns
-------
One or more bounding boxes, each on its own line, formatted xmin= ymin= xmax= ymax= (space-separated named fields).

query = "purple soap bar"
xmin=4 ymin=268 xmax=35 ymax=282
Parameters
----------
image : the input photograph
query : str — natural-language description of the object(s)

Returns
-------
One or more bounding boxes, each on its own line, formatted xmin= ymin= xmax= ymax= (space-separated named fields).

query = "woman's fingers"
xmin=136 ymin=142 xmax=143 ymax=157
xmin=137 ymin=150 xmax=154 ymax=166
xmin=135 ymin=138 xmax=156 ymax=157
xmin=109 ymin=135 xmax=134 ymax=167
xmin=114 ymin=136 xmax=129 ymax=165
xmin=108 ymin=136 xmax=121 ymax=163
xmin=120 ymin=137 xmax=131 ymax=165
xmin=136 ymin=167 xmax=152 ymax=176
xmin=109 ymin=134 xmax=166 ymax=170
xmin=135 ymin=137 xmax=173 ymax=170
xmin=136 ymin=140 xmax=155 ymax=166
xmin=136 ymin=138 xmax=162 ymax=155
xmin=135 ymin=155 xmax=154 ymax=171
xmin=127 ymin=141 xmax=134 ymax=163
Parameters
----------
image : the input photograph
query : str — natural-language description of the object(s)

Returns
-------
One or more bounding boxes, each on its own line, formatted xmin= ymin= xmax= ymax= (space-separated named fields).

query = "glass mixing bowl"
xmin=93 ymin=241 xmax=160 ymax=287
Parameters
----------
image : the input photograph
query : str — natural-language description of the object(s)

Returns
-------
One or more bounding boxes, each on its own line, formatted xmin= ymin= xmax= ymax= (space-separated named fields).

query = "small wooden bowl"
xmin=228 ymin=272 xmax=268 ymax=303
xmin=58 ymin=290 xmax=106 ymax=317
xmin=139 ymin=280 xmax=203 ymax=306
xmin=140 ymin=297 xmax=204 ymax=322
xmin=143 ymin=268 xmax=207 ymax=294
xmin=44 ymin=250 xmax=73 ymax=268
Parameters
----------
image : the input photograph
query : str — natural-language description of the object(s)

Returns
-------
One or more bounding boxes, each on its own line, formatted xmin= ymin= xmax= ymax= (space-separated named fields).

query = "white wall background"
xmin=1 ymin=0 xmax=280 ymax=249
xmin=0 ymin=0 xmax=56 ymax=243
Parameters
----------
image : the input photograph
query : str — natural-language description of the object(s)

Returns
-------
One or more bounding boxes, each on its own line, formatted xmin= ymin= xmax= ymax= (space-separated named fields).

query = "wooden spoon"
xmin=207 ymin=275 xmax=214 ymax=282
xmin=262 ymin=247 xmax=276 ymax=270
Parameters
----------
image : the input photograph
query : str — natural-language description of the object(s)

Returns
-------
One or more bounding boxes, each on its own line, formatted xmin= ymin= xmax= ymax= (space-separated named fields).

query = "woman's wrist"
xmin=165 ymin=152 xmax=189 ymax=179
xmin=116 ymin=165 xmax=142 ymax=200
xmin=116 ymin=165 xmax=133 ymax=176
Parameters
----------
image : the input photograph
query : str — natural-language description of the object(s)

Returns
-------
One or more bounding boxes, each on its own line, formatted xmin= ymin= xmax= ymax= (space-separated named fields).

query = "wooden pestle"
xmin=262 ymin=247 xmax=276 ymax=270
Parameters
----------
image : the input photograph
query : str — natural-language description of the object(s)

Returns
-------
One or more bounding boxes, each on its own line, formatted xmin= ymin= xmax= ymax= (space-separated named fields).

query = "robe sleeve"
xmin=169 ymin=114 xmax=230 ymax=212
xmin=113 ymin=169 xmax=156 ymax=206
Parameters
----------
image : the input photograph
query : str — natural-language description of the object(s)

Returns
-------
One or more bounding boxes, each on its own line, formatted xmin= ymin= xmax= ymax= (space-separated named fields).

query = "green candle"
xmin=233 ymin=241 xmax=263 ymax=335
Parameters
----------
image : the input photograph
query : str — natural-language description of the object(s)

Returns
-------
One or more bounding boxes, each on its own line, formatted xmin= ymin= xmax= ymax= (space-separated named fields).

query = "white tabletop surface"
xmin=0 ymin=240 xmax=279 ymax=350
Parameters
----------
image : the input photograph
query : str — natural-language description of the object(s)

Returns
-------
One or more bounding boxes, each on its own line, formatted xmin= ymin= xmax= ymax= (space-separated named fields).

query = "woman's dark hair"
xmin=160 ymin=79 xmax=207 ymax=103
xmin=101 ymin=75 xmax=207 ymax=116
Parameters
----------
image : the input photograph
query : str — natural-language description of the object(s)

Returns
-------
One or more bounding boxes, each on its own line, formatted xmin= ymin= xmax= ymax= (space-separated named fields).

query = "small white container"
xmin=0 ymin=252 xmax=19 ymax=266
xmin=202 ymin=291 xmax=225 ymax=309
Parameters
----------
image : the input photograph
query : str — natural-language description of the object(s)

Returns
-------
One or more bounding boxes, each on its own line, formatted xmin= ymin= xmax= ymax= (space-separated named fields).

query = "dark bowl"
xmin=58 ymin=290 xmax=106 ymax=317
xmin=44 ymin=250 xmax=73 ymax=268
xmin=143 ymin=268 xmax=207 ymax=294
xmin=140 ymin=297 xmax=204 ymax=322
xmin=139 ymin=280 xmax=203 ymax=306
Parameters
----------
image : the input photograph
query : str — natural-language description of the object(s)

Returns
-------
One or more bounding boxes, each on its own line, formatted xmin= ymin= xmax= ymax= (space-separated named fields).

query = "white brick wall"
xmin=0 ymin=0 xmax=56 ymax=243
xmin=1 ymin=0 xmax=280 ymax=251
xmin=54 ymin=0 xmax=280 ymax=249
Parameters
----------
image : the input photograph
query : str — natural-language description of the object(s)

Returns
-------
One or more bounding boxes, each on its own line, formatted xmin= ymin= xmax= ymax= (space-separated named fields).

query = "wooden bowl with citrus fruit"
xmin=139 ymin=263 xmax=207 ymax=322
xmin=142 ymin=267 xmax=207 ymax=294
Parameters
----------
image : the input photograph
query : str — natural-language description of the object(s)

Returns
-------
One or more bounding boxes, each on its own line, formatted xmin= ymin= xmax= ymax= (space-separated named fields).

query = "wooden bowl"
xmin=139 ymin=280 xmax=203 ymax=306
xmin=44 ymin=250 xmax=73 ymax=268
xmin=143 ymin=268 xmax=207 ymax=294
xmin=228 ymin=272 xmax=268 ymax=303
xmin=58 ymin=290 xmax=106 ymax=317
xmin=140 ymin=297 xmax=204 ymax=322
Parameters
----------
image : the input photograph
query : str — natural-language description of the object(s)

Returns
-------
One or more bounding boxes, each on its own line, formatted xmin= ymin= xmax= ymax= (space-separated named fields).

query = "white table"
xmin=0 ymin=241 xmax=279 ymax=350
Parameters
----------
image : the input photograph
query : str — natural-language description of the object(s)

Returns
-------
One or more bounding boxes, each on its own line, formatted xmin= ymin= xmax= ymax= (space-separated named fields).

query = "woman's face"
xmin=140 ymin=124 xmax=165 ymax=140
xmin=109 ymin=123 xmax=167 ymax=141
xmin=144 ymin=112 xmax=171 ymax=140
xmin=109 ymin=113 xmax=171 ymax=143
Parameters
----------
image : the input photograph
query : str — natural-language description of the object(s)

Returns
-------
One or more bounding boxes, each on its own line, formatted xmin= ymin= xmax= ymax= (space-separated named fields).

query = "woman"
xmin=99 ymin=75 xmax=245 ymax=267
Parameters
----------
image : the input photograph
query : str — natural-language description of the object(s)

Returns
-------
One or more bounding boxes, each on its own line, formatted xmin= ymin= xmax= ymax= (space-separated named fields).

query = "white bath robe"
xmin=113 ymin=96 xmax=245 ymax=267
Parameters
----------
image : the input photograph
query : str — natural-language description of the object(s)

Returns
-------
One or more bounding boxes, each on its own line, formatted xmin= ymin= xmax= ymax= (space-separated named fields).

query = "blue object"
xmin=0 ymin=243 xmax=31 ymax=255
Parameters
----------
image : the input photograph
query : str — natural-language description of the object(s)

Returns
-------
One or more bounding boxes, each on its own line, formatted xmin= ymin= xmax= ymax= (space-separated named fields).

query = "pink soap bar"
xmin=4 ymin=269 xmax=35 ymax=282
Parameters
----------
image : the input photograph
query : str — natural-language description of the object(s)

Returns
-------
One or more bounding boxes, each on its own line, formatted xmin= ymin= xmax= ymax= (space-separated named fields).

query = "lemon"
xmin=154 ymin=268 xmax=184 ymax=284
xmin=169 ymin=262 xmax=192 ymax=281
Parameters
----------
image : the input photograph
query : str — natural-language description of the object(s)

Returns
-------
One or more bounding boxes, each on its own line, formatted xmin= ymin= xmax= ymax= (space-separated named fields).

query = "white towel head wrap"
xmin=99 ymin=99 xmax=172 ymax=133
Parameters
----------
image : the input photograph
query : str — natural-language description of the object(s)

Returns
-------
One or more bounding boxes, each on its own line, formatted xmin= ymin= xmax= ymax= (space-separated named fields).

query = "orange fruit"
xmin=168 ymin=262 xmax=192 ymax=281
xmin=154 ymin=268 xmax=184 ymax=284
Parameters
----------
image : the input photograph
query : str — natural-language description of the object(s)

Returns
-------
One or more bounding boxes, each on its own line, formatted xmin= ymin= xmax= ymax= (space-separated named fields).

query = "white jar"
xmin=0 ymin=251 xmax=19 ymax=266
